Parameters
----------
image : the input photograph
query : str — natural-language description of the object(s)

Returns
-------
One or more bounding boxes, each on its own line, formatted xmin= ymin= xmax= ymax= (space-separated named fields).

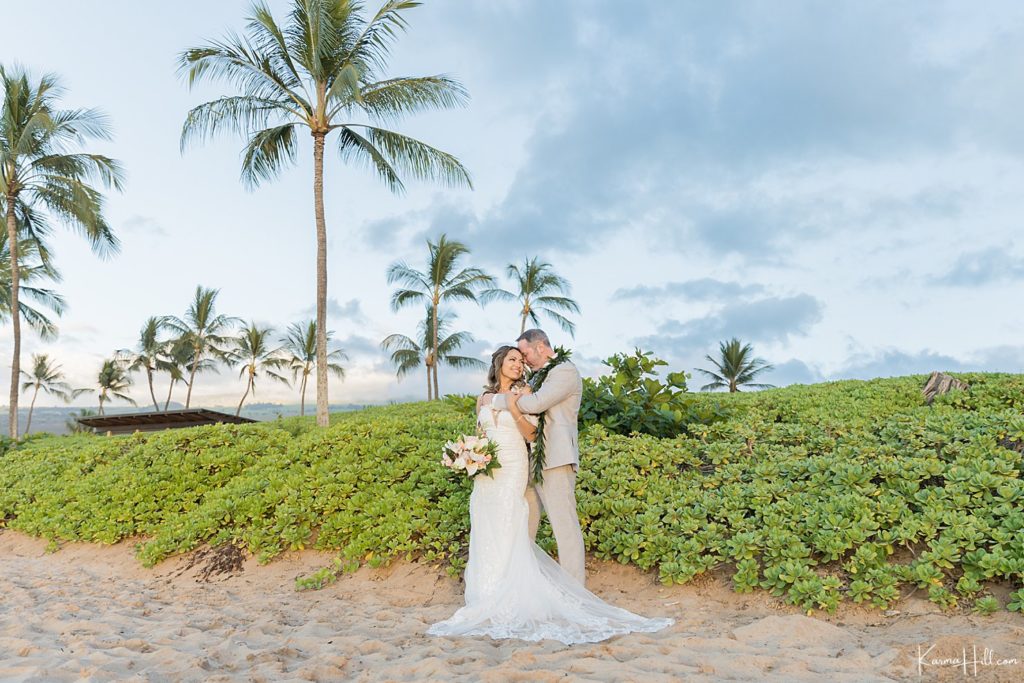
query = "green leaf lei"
xmin=525 ymin=346 xmax=572 ymax=484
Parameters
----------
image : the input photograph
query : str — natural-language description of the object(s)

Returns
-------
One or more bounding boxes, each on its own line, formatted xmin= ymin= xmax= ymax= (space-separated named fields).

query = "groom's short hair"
xmin=518 ymin=328 xmax=550 ymax=348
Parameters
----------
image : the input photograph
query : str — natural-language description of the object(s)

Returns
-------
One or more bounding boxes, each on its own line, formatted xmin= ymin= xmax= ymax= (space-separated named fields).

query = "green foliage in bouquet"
xmin=580 ymin=348 xmax=723 ymax=438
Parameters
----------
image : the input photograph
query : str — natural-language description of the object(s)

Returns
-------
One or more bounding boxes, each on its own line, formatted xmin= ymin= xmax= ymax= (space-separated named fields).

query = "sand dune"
xmin=1 ymin=530 xmax=1022 ymax=682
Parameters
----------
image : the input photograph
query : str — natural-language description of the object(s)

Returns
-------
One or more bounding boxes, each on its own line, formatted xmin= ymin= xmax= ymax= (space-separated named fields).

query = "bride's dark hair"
xmin=483 ymin=345 xmax=527 ymax=394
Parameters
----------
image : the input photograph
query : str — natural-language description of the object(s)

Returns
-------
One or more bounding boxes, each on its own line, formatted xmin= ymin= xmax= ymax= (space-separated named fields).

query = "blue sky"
xmin=2 ymin=0 xmax=1023 ymax=409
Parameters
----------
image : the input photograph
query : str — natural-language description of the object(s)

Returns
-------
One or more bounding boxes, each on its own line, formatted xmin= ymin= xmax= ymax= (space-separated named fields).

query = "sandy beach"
xmin=1 ymin=530 xmax=1021 ymax=682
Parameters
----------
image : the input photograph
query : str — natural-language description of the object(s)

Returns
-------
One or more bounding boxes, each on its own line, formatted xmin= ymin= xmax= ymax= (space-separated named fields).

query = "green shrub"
xmin=1 ymin=373 xmax=1023 ymax=612
xmin=580 ymin=348 xmax=722 ymax=437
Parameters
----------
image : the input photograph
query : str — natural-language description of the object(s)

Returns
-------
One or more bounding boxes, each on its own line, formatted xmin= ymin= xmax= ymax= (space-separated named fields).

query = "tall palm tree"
xmin=165 ymin=286 xmax=239 ymax=408
xmin=96 ymin=355 xmax=136 ymax=415
xmin=1 ymin=234 xmax=66 ymax=340
xmin=1 ymin=65 xmax=124 ymax=438
xmin=228 ymin=321 xmax=290 ymax=416
xmin=381 ymin=306 xmax=484 ymax=400
xmin=179 ymin=0 xmax=472 ymax=427
xmin=482 ymin=256 xmax=581 ymax=336
xmin=120 ymin=316 xmax=169 ymax=411
xmin=20 ymin=353 xmax=91 ymax=433
xmin=280 ymin=320 xmax=346 ymax=417
xmin=696 ymin=338 xmax=775 ymax=393
xmin=386 ymin=234 xmax=492 ymax=399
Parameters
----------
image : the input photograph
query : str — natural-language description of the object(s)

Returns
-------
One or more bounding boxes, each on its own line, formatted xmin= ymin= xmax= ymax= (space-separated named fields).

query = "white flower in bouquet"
xmin=441 ymin=433 xmax=501 ymax=479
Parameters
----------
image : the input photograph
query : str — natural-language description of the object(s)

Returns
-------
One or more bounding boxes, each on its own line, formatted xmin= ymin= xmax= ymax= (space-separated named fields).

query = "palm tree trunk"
xmin=520 ymin=298 xmax=531 ymax=335
xmin=164 ymin=378 xmax=175 ymax=411
xmin=431 ymin=300 xmax=440 ymax=401
xmin=98 ymin=396 xmax=106 ymax=416
xmin=25 ymin=385 xmax=39 ymax=434
xmin=6 ymin=197 xmax=21 ymax=439
xmin=312 ymin=132 xmax=329 ymax=427
xmin=299 ymin=369 xmax=308 ymax=417
xmin=147 ymin=367 xmax=159 ymax=411
xmin=432 ymin=362 xmax=439 ymax=401
xmin=185 ymin=349 xmax=200 ymax=408
xmin=236 ymin=379 xmax=251 ymax=417
xmin=426 ymin=365 xmax=431 ymax=401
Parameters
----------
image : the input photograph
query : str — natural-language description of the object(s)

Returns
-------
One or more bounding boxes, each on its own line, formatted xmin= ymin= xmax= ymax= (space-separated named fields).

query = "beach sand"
xmin=1 ymin=530 xmax=1022 ymax=682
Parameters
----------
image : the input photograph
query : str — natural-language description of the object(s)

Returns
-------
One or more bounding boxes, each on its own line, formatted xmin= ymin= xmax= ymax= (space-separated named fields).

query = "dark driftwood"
xmin=922 ymin=371 xmax=969 ymax=405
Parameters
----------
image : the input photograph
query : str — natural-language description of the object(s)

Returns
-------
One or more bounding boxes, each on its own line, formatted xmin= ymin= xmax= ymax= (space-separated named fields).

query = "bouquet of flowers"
xmin=442 ymin=435 xmax=501 ymax=479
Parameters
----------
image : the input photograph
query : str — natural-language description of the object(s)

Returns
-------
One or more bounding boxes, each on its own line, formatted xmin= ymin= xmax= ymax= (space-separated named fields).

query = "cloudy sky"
xmin=2 ymin=0 xmax=1023 ymax=411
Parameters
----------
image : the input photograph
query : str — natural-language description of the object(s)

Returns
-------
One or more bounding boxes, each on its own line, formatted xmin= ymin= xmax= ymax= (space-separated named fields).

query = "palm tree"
xmin=386 ymin=234 xmax=492 ymax=399
xmin=120 ymin=316 xmax=170 ymax=411
xmin=280 ymin=320 xmax=346 ymax=417
xmin=228 ymin=321 xmax=290 ymax=416
xmin=160 ymin=336 xmax=194 ymax=411
xmin=1 ymin=234 xmax=66 ymax=340
xmin=66 ymin=407 xmax=97 ymax=434
xmin=179 ymin=0 xmax=472 ymax=428
xmin=165 ymin=286 xmax=239 ymax=408
xmin=1 ymin=65 xmax=124 ymax=439
xmin=696 ymin=338 xmax=776 ymax=393
xmin=381 ymin=306 xmax=484 ymax=400
xmin=19 ymin=353 xmax=91 ymax=433
xmin=96 ymin=355 xmax=136 ymax=415
xmin=482 ymin=256 xmax=581 ymax=336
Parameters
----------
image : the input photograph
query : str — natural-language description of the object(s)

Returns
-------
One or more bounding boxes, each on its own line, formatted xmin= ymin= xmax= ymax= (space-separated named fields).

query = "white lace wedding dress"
xmin=427 ymin=406 xmax=674 ymax=644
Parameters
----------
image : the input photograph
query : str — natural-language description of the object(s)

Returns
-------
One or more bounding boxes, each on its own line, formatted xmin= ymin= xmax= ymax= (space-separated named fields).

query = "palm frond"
xmin=441 ymin=354 xmax=486 ymax=370
xmin=537 ymin=307 xmax=576 ymax=336
xmin=356 ymin=75 xmax=468 ymax=122
xmin=479 ymin=287 xmax=515 ymax=305
xmin=348 ymin=125 xmax=472 ymax=189
xmin=534 ymin=294 xmax=581 ymax=314
xmin=336 ymin=125 xmax=404 ymax=193
xmin=385 ymin=262 xmax=430 ymax=289
xmin=180 ymin=95 xmax=299 ymax=151
xmin=348 ymin=0 xmax=421 ymax=76
xmin=240 ymin=123 xmax=299 ymax=188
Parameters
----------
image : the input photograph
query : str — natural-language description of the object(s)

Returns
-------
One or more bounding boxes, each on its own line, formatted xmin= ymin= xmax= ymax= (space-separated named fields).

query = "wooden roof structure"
xmin=76 ymin=408 xmax=257 ymax=435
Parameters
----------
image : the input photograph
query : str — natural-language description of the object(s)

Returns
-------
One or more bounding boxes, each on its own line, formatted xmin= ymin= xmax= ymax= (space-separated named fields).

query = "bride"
xmin=428 ymin=345 xmax=674 ymax=644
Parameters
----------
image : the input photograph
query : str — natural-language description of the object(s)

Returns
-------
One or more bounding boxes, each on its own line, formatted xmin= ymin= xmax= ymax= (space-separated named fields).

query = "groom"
xmin=496 ymin=328 xmax=586 ymax=586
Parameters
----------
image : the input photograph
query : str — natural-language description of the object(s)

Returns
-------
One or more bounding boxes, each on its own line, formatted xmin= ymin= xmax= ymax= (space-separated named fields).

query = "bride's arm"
xmin=506 ymin=394 xmax=538 ymax=442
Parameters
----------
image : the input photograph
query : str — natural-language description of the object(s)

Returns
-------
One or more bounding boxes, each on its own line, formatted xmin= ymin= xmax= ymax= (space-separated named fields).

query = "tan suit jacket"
xmin=493 ymin=361 xmax=582 ymax=470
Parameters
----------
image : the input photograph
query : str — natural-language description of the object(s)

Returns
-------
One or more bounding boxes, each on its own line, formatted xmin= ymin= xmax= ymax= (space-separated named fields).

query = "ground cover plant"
xmin=1 ymin=373 xmax=1022 ymax=614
